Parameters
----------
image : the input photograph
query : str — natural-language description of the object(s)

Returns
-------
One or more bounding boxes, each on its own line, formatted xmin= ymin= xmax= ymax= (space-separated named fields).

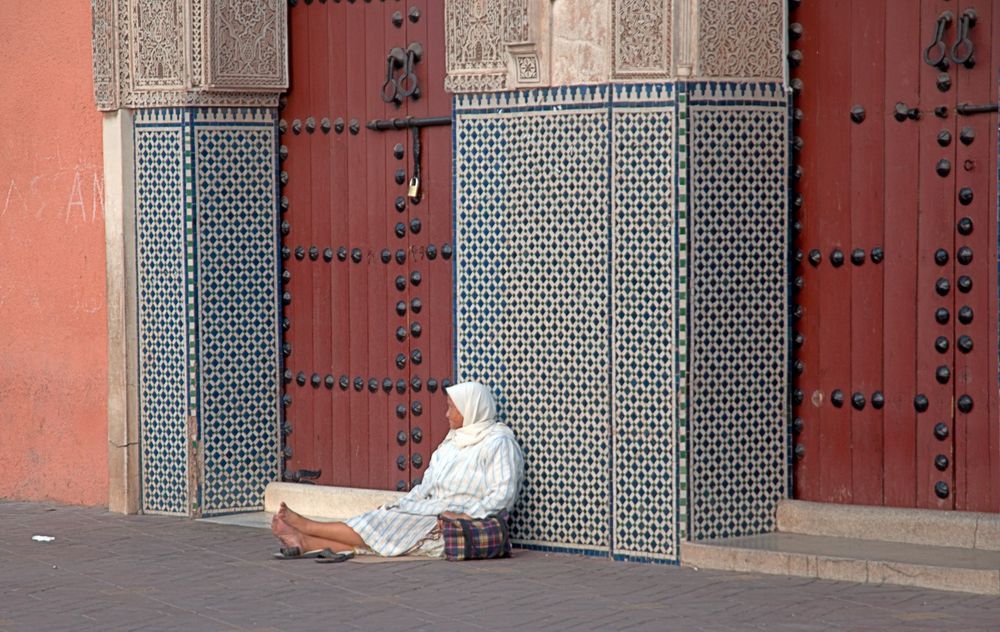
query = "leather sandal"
xmin=315 ymin=550 xmax=355 ymax=564
xmin=273 ymin=547 xmax=331 ymax=560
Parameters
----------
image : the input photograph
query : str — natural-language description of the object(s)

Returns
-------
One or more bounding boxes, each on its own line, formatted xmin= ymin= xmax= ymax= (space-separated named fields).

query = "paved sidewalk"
xmin=2 ymin=502 xmax=999 ymax=631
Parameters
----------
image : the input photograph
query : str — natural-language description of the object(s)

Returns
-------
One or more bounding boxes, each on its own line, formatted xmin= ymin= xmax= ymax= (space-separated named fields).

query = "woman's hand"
xmin=438 ymin=511 xmax=473 ymax=521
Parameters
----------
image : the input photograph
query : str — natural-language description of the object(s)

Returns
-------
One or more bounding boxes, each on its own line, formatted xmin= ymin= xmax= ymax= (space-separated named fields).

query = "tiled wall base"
xmin=455 ymin=85 xmax=682 ymax=559
xmin=455 ymin=86 xmax=615 ymax=554
xmin=687 ymin=82 xmax=788 ymax=541
xmin=135 ymin=108 xmax=280 ymax=516
xmin=455 ymin=81 xmax=787 ymax=560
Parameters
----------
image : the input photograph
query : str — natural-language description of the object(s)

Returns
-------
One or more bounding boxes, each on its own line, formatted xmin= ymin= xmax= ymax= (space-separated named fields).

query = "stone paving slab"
xmin=2 ymin=501 xmax=1000 ymax=631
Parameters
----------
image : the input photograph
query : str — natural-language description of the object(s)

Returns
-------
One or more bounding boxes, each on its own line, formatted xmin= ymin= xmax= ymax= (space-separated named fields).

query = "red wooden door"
xmin=280 ymin=0 xmax=453 ymax=492
xmin=792 ymin=0 xmax=1000 ymax=510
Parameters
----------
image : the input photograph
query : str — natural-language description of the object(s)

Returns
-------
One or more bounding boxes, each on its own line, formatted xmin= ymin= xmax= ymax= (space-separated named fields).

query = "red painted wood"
xmin=953 ymin=0 xmax=997 ymax=511
xmin=308 ymin=0 xmax=333 ymax=487
xmin=345 ymin=3 xmax=371 ymax=487
xmin=283 ymin=1 xmax=454 ymax=491
xmin=285 ymin=3 xmax=315 ymax=477
xmin=881 ymin=0 xmax=921 ymax=508
xmin=790 ymin=0 xmax=823 ymax=500
xmin=326 ymin=0 xmax=352 ymax=486
xmin=988 ymin=4 xmax=1000 ymax=515
xmin=915 ymin=0 xmax=958 ymax=510
xmin=362 ymin=3 xmax=395 ymax=488
xmin=849 ymin=0 xmax=886 ymax=506
xmin=404 ymin=0 xmax=428 ymax=486
xmin=403 ymin=0 xmax=452 ymax=478
xmin=815 ymin=0 xmax=854 ymax=504
xmin=422 ymin=0 xmax=455 ymax=453
xmin=383 ymin=11 xmax=410 ymax=493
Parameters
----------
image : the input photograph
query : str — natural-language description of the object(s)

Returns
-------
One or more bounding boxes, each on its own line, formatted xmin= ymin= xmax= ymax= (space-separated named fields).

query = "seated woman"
xmin=271 ymin=381 xmax=524 ymax=557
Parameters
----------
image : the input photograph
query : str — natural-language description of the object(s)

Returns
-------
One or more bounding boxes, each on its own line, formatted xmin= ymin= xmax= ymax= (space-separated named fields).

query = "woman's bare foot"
xmin=270 ymin=513 xmax=303 ymax=550
xmin=277 ymin=502 xmax=307 ymax=530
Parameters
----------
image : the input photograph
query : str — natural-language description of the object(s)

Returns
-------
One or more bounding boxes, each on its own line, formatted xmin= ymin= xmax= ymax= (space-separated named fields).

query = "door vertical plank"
xmin=365 ymin=2 xmax=389 ymax=490
xmin=882 ymin=0 xmax=921 ymax=508
xmin=849 ymin=0 xmax=887 ymax=506
xmin=791 ymin=0 xmax=823 ymax=500
xmin=383 ymin=11 xmax=409 ymax=493
xmin=345 ymin=1 xmax=371 ymax=487
xmin=404 ymin=0 xmax=437 ymax=482
xmin=285 ymin=2 xmax=316 ymax=477
xmin=326 ymin=0 xmax=352 ymax=486
xmin=989 ymin=3 xmax=1000 ymax=514
xmin=815 ymin=0 xmax=854 ymax=503
xmin=421 ymin=0 xmax=455 ymax=454
xmin=915 ymin=0 xmax=958 ymax=510
xmin=308 ymin=0 xmax=333 ymax=486
xmin=952 ymin=0 xmax=995 ymax=511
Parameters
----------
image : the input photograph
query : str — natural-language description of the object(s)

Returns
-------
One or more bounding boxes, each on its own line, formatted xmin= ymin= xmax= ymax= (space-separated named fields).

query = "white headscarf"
xmin=444 ymin=381 xmax=498 ymax=449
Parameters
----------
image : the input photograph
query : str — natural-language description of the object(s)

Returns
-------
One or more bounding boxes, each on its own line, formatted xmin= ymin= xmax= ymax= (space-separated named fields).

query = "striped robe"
xmin=346 ymin=423 xmax=523 ymax=557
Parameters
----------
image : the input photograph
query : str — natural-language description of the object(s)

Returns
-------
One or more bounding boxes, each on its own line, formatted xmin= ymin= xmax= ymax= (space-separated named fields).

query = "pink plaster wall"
xmin=0 ymin=3 xmax=108 ymax=505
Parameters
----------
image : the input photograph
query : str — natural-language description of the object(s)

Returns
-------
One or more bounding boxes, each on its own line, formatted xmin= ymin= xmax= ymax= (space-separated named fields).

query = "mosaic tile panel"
xmin=610 ymin=83 xmax=678 ymax=560
xmin=194 ymin=109 xmax=280 ymax=515
xmin=135 ymin=108 xmax=191 ymax=515
xmin=455 ymin=86 xmax=613 ymax=553
xmin=688 ymin=82 xmax=788 ymax=541
xmin=137 ymin=107 xmax=280 ymax=516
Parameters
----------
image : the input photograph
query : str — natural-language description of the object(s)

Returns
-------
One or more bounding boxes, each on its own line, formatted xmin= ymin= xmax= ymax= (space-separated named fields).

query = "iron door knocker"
xmin=950 ymin=9 xmax=977 ymax=68
xmin=382 ymin=47 xmax=406 ymax=104
xmin=923 ymin=11 xmax=952 ymax=70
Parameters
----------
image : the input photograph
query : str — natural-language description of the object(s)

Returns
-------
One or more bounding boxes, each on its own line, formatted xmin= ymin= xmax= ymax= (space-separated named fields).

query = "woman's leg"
xmin=298 ymin=534 xmax=356 ymax=553
xmin=277 ymin=503 xmax=366 ymax=548
xmin=271 ymin=514 xmax=358 ymax=553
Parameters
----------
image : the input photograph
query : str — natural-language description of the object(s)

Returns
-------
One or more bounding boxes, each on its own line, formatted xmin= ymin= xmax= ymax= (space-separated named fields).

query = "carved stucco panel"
xmin=130 ymin=0 xmax=186 ymax=89
xmin=698 ymin=0 xmax=784 ymax=78
xmin=209 ymin=0 xmax=287 ymax=89
xmin=505 ymin=0 xmax=529 ymax=43
xmin=115 ymin=0 xmax=133 ymax=106
xmin=92 ymin=0 xmax=118 ymax=110
xmin=191 ymin=0 xmax=205 ymax=87
xmin=445 ymin=0 xmax=546 ymax=91
xmin=613 ymin=0 xmax=672 ymax=78
xmin=93 ymin=0 xmax=287 ymax=110
xmin=446 ymin=0 xmax=508 ymax=91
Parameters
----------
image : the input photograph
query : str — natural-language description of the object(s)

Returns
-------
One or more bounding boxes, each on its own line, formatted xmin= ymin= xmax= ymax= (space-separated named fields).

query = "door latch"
xmin=956 ymin=103 xmax=998 ymax=116
xmin=283 ymin=469 xmax=322 ymax=484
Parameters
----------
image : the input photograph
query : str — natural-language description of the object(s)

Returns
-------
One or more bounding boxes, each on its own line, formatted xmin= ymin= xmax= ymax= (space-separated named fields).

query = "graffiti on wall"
xmin=1 ymin=145 xmax=105 ymax=225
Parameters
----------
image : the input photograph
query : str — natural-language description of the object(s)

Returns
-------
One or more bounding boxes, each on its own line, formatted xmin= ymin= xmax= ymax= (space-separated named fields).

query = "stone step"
xmin=682 ymin=532 xmax=1000 ymax=595
xmin=777 ymin=499 xmax=1000 ymax=551
xmin=263 ymin=482 xmax=405 ymax=521
xmin=200 ymin=483 xmax=405 ymax=530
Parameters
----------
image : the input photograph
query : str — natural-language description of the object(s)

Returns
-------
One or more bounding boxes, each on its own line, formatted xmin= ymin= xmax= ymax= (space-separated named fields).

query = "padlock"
xmin=407 ymin=176 xmax=420 ymax=199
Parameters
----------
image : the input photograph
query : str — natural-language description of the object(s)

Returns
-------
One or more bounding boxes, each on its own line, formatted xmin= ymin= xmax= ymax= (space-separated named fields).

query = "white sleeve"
xmin=463 ymin=437 xmax=524 ymax=519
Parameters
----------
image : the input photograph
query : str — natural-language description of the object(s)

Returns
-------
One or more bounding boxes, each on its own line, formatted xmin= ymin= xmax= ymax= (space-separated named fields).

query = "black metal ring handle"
xmin=923 ymin=11 xmax=952 ymax=69
xmin=397 ymin=48 xmax=420 ymax=98
xmin=950 ymin=9 xmax=977 ymax=67
xmin=381 ymin=48 xmax=406 ymax=104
